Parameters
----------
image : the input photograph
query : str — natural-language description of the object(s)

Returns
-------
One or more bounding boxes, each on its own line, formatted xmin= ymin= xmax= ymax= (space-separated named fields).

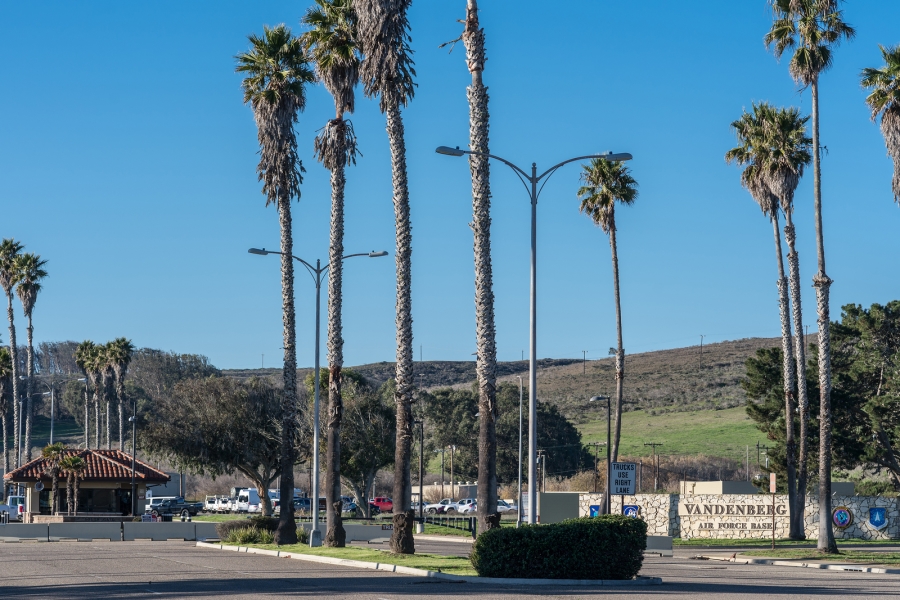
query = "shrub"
xmin=215 ymin=515 xmax=279 ymax=540
xmin=296 ymin=527 xmax=309 ymax=544
xmin=470 ymin=515 xmax=646 ymax=580
xmin=223 ymin=526 xmax=274 ymax=545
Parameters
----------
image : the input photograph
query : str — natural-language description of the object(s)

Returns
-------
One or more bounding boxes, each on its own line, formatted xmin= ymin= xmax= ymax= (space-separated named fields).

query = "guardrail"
xmin=422 ymin=515 xmax=477 ymax=537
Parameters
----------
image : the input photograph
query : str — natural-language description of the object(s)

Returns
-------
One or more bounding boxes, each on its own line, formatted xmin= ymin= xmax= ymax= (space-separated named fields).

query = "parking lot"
xmin=3 ymin=539 xmax=900 ymax=598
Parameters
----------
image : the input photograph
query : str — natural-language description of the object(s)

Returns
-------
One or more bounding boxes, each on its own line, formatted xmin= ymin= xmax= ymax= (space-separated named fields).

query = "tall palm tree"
xmin=726 ymin=103 xmax=808 ymax=540
xmin=355 ymin=0 xmax=417 ymax=555
xmin=15 ymin=253 xmax=47 ymax=462
xmin=0 ymin=347 xmax=12 ymax=481
xmin=74 ymin=341 xmax=96 ymax=449
xmin=108 ymin=338 xmax=134 ymax=450
xmin=302 ymin=0 xmax=360 ymax=548
xmin=100 ymin=343 xmax=115 ymax=449
xmin=766 ymin=0 xmax=854 ymax=553
xmin=456 ymin=0 xmax=500 ymax=535
xmin=236 ymin=24 xmax=315 ymax=546
xmin=760 ymin=106 xmax=813 ymax=539
xmin=861 ymin=44 xmax=900 ymax=204
xmin=577 ymin=158 xmax=638 ymax=514
xmin=0 ymin=239 xmax=23 ymax=467
xmin=41 ymin=442 xmax=65 ymax=514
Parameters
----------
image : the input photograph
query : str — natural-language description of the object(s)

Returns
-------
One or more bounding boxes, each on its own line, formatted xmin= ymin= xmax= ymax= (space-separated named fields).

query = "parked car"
xmin=370 ymin=496 xmax=393 ymax=513
xmin=144 ymin=496 xmax=178 ymax=513
xmin=459 ymin=502 xmax=476 ymax=515
xmin=424 ymin=498 xmax=454 ymax=515
xmin=147 ymin=497 xmax=204 ymax=518
xmin=234 ymin=489 xmax=262 ymax=513
xmin=204 ymin=496 xmax=221 ymax=513
xmin=497 ymin=499 xmax=516 ymax=514
xmin=0 ymin=496 xmax=24 ymax=521
xmin=446 ymin=498 xmax=474 ymax=514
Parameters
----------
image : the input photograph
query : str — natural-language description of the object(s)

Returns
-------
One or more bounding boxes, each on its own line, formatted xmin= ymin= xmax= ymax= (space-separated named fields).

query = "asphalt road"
xmin=3 ymin=540 xmax=900 ymax=598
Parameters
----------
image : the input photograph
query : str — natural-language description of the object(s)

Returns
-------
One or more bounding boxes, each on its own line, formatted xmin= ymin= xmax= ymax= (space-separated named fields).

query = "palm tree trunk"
xmin=387 ymin=95 xmax=416 ymax=555
xmin=6 ymin=292 xmax=20 ymax=468
xmin=773 ymin=213 xmax=800 ymax=539
xmin=2 ymin=413 xmax=7 ymax=479
xmin=810 ymin=78 xmax=837 ymax=553
xmin=464 ymin=0 xmax=499 ymax=536
xmin=74 ymin=474 xmax=81 ymax=515
xmin=607 ymin=211 xmax=625 ymax=516
xmin=94 ymin=395 xmax=100 ymax=450
xmin=105 ymin=400 xmax=111 ymax=450
xmin=66 ymin=472 xmax=73 ymax=515
xmin=51 ymin=469 xmax=59 ymax=514
xmin=784 ymin=210 xmax=809 ymax=537
xmin=83 ymin=386 xmax=89 ymax=449
xmin=24 ymin=313 xmax=34 ymax=462
xmin=117 ymin=371 xmax=125 ymax=449
xmin=274 ymin=198 xmax=299 ymax=546
xmin=325 ymin=134 xmax=347 ymax=548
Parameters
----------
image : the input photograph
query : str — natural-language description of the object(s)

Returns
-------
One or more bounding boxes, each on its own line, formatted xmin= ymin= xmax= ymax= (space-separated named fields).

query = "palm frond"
xmin=576 ymin=158 xmax=638 ymax=234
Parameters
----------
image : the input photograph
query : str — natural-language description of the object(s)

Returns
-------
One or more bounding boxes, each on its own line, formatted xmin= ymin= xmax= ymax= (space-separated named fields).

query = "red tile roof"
xmin=4 ymin=449 xmax=170 ymax=483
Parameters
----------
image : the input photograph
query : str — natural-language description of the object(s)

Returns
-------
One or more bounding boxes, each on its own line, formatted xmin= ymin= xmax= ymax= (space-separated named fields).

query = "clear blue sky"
xmin=2 ymin=1 xmax=898 ymax=370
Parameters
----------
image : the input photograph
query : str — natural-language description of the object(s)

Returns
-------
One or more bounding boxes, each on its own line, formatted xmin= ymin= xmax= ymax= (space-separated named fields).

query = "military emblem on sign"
xmin=589 ymin=505 xmax=601 ymax=517
xmin=832 ymin=506 xmax=853 ymax=528
xmin=623 ymin=505 xmax=640 ymax=518
xmin=868 ymin=507 xmax=887 ymax=530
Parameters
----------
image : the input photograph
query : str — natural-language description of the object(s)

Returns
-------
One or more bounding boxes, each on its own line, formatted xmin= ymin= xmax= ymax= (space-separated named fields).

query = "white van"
xmin=235 ymin=488 xmax=261 ymax=513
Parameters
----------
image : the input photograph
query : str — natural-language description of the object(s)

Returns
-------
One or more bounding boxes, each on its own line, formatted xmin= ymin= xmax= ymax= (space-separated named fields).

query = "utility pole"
xmin=582 ymin=350 xmax=588 ymax=375
xmin=587 ymin=442 xmax=604 ymax=493
xmin=449 ymin=445 xmax=456 ymax=500
xmin=699 ymin=335 xmax=706 ymax=370
xmin=644 ymin=442 xmax=663 ymax=491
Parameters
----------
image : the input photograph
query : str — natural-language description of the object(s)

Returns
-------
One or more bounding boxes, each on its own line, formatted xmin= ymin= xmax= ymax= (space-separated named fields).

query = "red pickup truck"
xmin=369 ymin=496 xmax=393 ymax=513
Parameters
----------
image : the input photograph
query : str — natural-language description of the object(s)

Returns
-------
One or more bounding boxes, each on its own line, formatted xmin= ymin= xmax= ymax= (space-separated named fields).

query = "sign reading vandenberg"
xmin=611 ymin=462 xmax=636 ymax=495
xmin=679 ymin=499 xmax=790 ymax=531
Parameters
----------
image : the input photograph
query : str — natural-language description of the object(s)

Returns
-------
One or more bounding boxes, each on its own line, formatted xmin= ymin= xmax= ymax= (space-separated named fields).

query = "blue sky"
xmin=2 ymin=1 xmax=898 ymax=370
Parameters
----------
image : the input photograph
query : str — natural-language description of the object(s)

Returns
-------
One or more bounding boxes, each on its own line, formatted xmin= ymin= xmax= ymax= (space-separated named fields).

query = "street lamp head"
xmin=77 ymin=378 xmax=86 ymax=382
xmin=596 ymin=152 xmax=633 ymax=162
xmin=128 ymin=416 xmax=136 ymax=423
xmin=368 ymin=251 xmax=389 ymax=257
xmin=248 ymin=248 xmax=270 ymax=255
xmin=435 ymin=145 xmax=466 ymax=157
xmin=42 ymin=392 xmax=50 ymax=396
xmin=589 ymin=395 xmax=610 ymax=402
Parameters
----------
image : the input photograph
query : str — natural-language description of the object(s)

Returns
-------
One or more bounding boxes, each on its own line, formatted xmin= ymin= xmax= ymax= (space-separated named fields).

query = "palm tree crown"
xmin=577 ymin=158 xmax=638 ymax=231
xmin=861 ymin=44 xmax=900 ymax=204
xmin=765 ymin=0 xmax=856 ymax=87
xmin=303 ymin=0 xmax=359 ymax=117
xmin=14 ymin=254 xmax=48 ymax=316
xmin=236 ymin=24 xmax=316 ymax=207
xmin=355 ymin=0 xmax=416 ymax=111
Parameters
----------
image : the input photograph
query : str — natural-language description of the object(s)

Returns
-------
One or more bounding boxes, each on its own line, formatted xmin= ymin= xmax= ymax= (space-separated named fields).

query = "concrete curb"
xmin=195 ymin=542 xmax=662 ymax=586
xmin=698 ymin=554 xmax=900 ymax=575
xmin=413 ymin=535 xmax=473 ymax=544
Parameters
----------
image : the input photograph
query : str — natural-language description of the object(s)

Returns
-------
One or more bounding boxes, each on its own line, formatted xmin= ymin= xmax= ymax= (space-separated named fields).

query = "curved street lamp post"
xmin=249 ymin=247 xmax=387 ymax=546
xmin=435 ymin=146 xmax=632 ymax=524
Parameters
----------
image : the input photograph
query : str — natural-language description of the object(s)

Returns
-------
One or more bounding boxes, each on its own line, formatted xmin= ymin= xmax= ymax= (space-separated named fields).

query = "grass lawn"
xmin=192 ymin=514 xmax=252 ymax=523
xmin=227 ymin=542 xmax=476 ymax=576
xmin=579 ymin=406 xmax=768 ymax=462
xmin=742 ymin=548 xmax=900 ymax=565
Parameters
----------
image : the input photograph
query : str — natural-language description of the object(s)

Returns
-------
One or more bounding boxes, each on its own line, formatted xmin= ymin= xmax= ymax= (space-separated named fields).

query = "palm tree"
xmin=0 ymin=347 xmax=12 ymax=480
xmin=355 ymin=0 xmax=417 ymax=555
xmin=577 ymin=158 xmax=638 ymax=514
xmin=74 ymin=341 xmax=96 ymax=449
xmin=98 ymin=343 xmax=117 ymax=449
xmin=302 ymin=0 xmax=360 ymax=548
xmin=456 ymin=0 xmax=500 ymax=536
xmin=861 ymin=44 xmax=900 ymax=204
xmin=236 ymin=24 xmax=315 ymax=546
xmin=108 ymin=338 xmax=134 ymax=450
xmin=60 ymin=454 xmax=86 ymax=515
xmin=765 ymin=0 xmax=854 ymax=553
xmin=0 ymin=239 xmax=23 ymax=467
xmin=15 ymin=253 xmax=47 ymax=462
xmin=41 ymin=442 xmax=65 ymax=514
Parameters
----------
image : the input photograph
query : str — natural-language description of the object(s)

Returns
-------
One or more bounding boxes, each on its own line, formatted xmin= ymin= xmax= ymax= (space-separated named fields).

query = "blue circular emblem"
xmin=623 ymin=505 xmax=639 ymax=518
xmin=832 ymin=507 xmax=852 ymax=528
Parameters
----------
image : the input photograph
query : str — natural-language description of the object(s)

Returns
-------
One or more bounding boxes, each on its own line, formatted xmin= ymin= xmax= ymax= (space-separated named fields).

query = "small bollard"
xmin=180 ymin=514 xmax=186 ymax=522
xmin=187 ymin=515 xmax=192 ymax=522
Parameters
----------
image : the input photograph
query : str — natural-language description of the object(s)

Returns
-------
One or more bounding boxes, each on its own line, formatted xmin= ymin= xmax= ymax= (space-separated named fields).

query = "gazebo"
xmin=4 ymin=449 xmax=170 ymax=523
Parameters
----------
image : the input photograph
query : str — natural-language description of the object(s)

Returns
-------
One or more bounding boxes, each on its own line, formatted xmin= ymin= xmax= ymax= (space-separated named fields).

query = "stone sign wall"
xmin=578 ymin=493 xmax=900 ymax=540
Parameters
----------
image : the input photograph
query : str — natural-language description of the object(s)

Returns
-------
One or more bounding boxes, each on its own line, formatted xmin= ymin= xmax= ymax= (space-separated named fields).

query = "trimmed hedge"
xmin=470 ymin=515 xmax=647 ymax=580
xmin=215 ymin=515 xmax=279 ymax=539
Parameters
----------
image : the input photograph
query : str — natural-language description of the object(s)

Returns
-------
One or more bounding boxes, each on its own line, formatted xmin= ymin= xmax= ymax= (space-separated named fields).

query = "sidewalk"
xmin=692 ymin=551 xmax=900 ymax=575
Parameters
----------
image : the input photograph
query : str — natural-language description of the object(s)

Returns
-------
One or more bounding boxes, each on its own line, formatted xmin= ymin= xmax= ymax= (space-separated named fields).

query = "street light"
xmin=516 ymin=375 xmax=523 ymax=528
xmin=129 ymin=410 xmax=136 ymax=516
xmin=249 ymin=246 xmax=388 ymax=547
xmin=41 ymin=377 xmax=86 ymax=445
xmin=437 ymin=146 xmax=632 ymax=524
xmin=590 ymin=395 xmax=611 ymax=514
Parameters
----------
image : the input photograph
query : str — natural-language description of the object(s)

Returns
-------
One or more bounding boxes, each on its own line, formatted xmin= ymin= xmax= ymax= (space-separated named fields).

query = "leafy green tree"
xmin=765 ymin=0 xmax=855 ymax=553
xmin=355 ymin=0 xmax=417 ymax=554
xmin=236 ymin=24 xmax=315 ymax=545
xmin=0 ymin=239 xmax=24 ymax=467
xmin=15 ymin=252 xmax=47 ymax=462
xmin=107 ymin=337 xmax=135 ymax=450
xmin=861 ymin=44 xmax=900 ymax=204
xmin=577 ymin=157 xmax=638 ymax=513
xmin=141 ymin=376 xmax=297 ymax=516
xmin=302 ymin=0 xmax=360 ymax=547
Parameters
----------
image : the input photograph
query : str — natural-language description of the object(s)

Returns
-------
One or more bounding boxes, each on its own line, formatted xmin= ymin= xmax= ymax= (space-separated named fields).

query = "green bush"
xmin=296 ymin=527 xmax=309 ymax=544
xmin=470 ymin=516 xmax=647 ymax=580
xmin=215 ymin=515 xmax=279 ymax=539
xmin=223 ymin=526 xmax=274 ymax=545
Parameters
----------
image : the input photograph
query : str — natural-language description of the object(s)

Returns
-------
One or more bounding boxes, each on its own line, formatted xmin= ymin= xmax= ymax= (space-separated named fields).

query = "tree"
xmin=577 ymin=157 xmax=638 ymax=513
xmin=765 ymin=0 xmax=855 ymax=553
xmin=0 ymin=239 xmax=24 ymax=467
xmin=60 ymin=454 xmax=86 ymax=515
xmin=861 ymin=44 xmax=900 ymax=204
xmin=236 ymin=24 xmax=315 ymax=545
xmin=107 ymin=337 xmax=135 ymax=449
xmin=41 ymin=442 xmax=65 ymax=514
xmin=14 ymin=252 xmax=47 ymax=462
xmin=355 ymin=0 xmax=417 ymax=555
xmin=726 ymin=102 xmax=812 ymax=538
xmin=302 ymin=0 xmax=360 ymax=548
xmin=141 ymin=376 xmax=295 ymax=516
xmin=0 ymin=347 xmax=11 ymax=479
xmin=74 ymin=341 xmax=98 ymax=449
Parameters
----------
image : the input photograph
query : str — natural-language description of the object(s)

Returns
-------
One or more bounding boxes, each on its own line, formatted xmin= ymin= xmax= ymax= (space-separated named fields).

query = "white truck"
xmin=234 ymin=488 xmax=261 ymax=513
